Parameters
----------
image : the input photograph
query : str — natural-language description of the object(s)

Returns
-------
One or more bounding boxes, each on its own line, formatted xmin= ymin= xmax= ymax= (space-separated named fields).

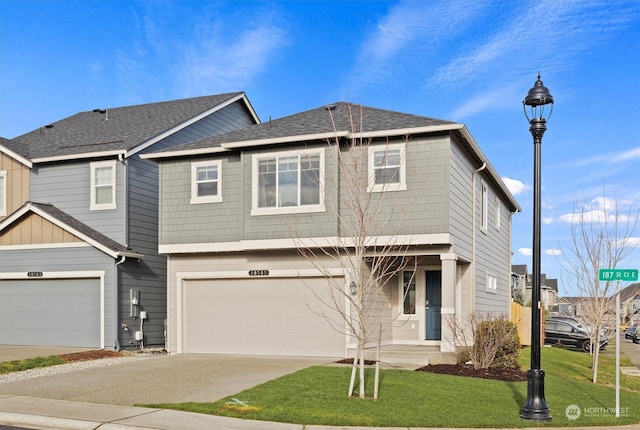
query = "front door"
xmin=425 ymin=270 xmax=442 ymax=340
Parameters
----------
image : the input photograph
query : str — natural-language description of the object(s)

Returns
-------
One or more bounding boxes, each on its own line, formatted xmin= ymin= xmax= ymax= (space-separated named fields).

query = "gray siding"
xmin=120 ymin=99 xmax=256 ymax=347
xmin=159 ymin=134 xmax=454 ymax=245
xmin=0 ymin=246 xmax=116 ymax=348
xmin=30 ymin=160 xmax=127 ymax=244
xmin=448 ymin=137 xmax=475 ymax=261
xmin=473 ymin=173 xmax=513 ymax=314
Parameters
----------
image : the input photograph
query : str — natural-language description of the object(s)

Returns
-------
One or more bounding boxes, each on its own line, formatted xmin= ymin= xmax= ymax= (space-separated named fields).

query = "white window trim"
xmin=481 ymin=180 xmax=488 ymax=231
xmin=0 ymin=170 xmax=6 ymax=216
xmin=190 ymin=160 xmax=222 ymax=204
xmin=399 ymin=270 xmax=418 ymax=320
xmin=486 ymin=272 xmax=497 ymax=293
xmin=251 ymin=148 xmax=325 ymax=216
xmin=368 ymin=143 xmax=407 ymax=193
xmin=90 ymin=160 xmax=116 ymax=211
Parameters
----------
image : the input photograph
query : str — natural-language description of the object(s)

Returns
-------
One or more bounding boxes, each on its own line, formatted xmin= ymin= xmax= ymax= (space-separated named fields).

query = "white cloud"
xmin=559 ymin=196 xmax=632 ymax=224
xmin=518 ymin=248 xmax=532 ymax=256
xmin=623 ymin=237 xmax=640 ymax=248
xmin=543 ymin=217 xmax=554 ymax=225
xmin=181 ymin=20 xmax=288 ymax=94
xmin=502 ymin=177 xmax=529 ymax=196
xmin=545 ymin=249 xmax=562 ymax=256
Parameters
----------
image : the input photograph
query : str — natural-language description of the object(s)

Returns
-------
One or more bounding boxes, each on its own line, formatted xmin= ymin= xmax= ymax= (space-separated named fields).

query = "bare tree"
xmin=293 ymin=104 xmax=418 ymax=398
xmin=561 ymin=192 xmax=639 ymax=383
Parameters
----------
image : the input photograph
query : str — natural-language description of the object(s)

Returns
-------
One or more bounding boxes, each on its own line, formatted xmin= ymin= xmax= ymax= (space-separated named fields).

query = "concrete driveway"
xmin=0 ymin=352 xmax=336 ymax=406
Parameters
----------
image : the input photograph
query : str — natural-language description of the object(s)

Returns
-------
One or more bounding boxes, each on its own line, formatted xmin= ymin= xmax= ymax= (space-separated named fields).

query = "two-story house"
xmin=143 ymin=102 xmax=521 ymax=359
xmin=0 ymin=93 xmax=259 ymax=350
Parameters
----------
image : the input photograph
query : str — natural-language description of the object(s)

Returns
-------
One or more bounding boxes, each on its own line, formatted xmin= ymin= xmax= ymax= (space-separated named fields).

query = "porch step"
xmin=353 ymin=345 xmax=457 ymax=368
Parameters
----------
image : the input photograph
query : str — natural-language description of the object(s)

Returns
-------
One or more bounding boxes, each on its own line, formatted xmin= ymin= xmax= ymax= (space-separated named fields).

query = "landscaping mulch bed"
xmin=334 ymin=358 xmax=527 ymax=382
xmin=58 ymin=349 xmax=128 ymax=362
xmin=415 ymin=363 xmax=527 ymax=382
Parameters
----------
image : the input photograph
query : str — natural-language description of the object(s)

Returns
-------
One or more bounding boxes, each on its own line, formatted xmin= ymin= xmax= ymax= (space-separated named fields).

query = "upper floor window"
xmin=495 ymin=196 xmax=501 ymax=230
xmin=0 ymin=170 xmax=6 ymax=216
xmin=191 ymin=160 xmax=222 ymax=204
xmin=90 ymin=160 xmax=116 ymax=211
xmin=252 ymin=148 xmax=324 ymax=215
xmin=368 ymin=143 xmax=406 ymax=192
xmin=481 ymin=181 xmax=488 ymax=231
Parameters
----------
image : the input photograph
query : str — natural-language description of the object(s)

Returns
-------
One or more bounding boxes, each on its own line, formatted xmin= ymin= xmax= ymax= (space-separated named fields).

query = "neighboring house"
xmin=511 ymin=264 xmax=528 ymax=304
xmin=620 ymin=283 xmax=640 ymax=325
xmin=0 ymin=137 xmax=31 ymax=220
xmin=555 ymin=296 xmax=580 ymax=317
xmin=143 ymin=102 xmax=521 ymax=358
xmin=0 ymin=93 xmax=259 ymax=349
xmin=524 ymin=273 xmax=557 ymax=309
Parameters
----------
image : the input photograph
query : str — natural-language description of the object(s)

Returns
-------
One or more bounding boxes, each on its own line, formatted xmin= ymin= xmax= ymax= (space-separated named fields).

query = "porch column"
xmin=440 ymin=253 xmax=458 ymax=352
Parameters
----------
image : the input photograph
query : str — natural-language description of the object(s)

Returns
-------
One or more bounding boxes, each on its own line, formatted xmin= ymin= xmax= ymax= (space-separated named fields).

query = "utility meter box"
xmin=135 ymin=331 xmax=143 ymax=341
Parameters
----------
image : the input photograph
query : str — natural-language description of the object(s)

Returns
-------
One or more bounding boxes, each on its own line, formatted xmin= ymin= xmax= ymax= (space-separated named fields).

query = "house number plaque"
xmin=248 ymin=270 xmax=269 ymax=276
xmin=27 ymin=272 xmax=43 ymax=277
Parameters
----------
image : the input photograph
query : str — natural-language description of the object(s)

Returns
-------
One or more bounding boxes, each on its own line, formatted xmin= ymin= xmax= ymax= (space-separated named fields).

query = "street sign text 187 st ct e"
xmin=598 ymin=269 xmax=639 ymax=282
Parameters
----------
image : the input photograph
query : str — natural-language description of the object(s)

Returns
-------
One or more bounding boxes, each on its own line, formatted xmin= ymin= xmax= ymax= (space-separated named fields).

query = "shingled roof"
xmin=11 ymin=92 xmax=252 ymax=161
xmin=145 ymin=101 xmax=457 ymax=157
xmin=0 ymin=201 xmax=142 ymax=259
xmin=0 ymin=137 xmax=32 ymax=167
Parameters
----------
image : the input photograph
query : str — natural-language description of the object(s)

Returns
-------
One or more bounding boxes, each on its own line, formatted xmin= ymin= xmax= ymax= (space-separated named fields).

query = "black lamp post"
xmin=520 ymin=73 xmax=553 ymax=422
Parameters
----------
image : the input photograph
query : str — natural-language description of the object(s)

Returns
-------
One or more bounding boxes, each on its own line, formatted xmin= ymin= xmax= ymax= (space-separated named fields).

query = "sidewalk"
xmin=1 ymin=340 xmax=640 ymax=430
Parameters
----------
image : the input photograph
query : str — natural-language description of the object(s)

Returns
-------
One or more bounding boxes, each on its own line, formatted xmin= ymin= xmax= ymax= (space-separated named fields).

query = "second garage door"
xmin=183 ymin=277 xmax=345 ymax=357
xmin=0 ymin=278 xmax=101 ymax=347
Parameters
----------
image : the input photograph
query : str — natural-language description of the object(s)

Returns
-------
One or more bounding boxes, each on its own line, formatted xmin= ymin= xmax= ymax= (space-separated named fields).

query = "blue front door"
xmin=425 ymin=270 xmax=442 ymax=340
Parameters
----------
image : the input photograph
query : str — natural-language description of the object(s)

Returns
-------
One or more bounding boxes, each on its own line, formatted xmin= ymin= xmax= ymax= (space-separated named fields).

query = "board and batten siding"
xmin=30 ymin=160 xmax=127 ymax=244
xmin=0 ymin=246 xmax=116 ymax=348
xmin=0 ymin=152 xmax=29 ymax=220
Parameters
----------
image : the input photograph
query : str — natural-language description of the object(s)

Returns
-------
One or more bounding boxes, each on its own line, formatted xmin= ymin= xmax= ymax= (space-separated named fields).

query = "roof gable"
xmin=11 ymin=92 xmax=257 ymax=162
xmin=0 ymin=202 xmax=142 ymax=259
xmin=0 ymin=137 xmax=32 ymax=168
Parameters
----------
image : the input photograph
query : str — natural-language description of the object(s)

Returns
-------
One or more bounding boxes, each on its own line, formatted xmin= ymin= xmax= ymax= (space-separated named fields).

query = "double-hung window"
xmin=90 ymin=160 xmax=116 ymax=210
xmin=368 ymin=143 xmax=406 ymax=192
xmin=191 ymin=160 xmax=222 ymax=204
xmin=252 ymin=148 xmax=324 ymax=215
xmin=0 ymin=170 xmax=6 ymax=216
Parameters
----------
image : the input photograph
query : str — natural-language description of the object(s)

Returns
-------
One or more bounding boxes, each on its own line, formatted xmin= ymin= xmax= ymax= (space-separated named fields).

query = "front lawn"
xmin=145 ymin=346 xmax=640 ymax=427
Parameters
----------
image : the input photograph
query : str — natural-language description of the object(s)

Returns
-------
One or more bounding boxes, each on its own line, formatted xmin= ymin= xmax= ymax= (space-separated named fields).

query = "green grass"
xmin=145 ymin=346 xmax=640 ymax=428
xmin=0 ymin=355 xmax=65 ymax=374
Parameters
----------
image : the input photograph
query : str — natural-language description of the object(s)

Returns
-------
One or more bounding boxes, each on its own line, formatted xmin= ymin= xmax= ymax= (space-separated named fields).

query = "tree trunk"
xmin=359 ymin=342 xmax=365 ymax=398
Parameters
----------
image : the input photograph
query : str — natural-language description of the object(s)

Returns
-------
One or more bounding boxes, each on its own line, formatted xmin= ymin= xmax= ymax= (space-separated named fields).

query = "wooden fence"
xmin=511 ymin=301 xmax=545 ymax=346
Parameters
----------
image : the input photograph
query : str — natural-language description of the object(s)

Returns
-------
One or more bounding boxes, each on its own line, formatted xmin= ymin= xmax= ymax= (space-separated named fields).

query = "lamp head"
xmin=523 ymin=73 xmax=554 ymax=122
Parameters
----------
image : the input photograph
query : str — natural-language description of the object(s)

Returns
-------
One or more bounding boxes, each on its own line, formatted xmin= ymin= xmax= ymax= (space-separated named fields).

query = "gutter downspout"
xmin=114 ymin=255 xmax=127 ymax=351
xmin=471 ymin=163 xmax=486 ymax=312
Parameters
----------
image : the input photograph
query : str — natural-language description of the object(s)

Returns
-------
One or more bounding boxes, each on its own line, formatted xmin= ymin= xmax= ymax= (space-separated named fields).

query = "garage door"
xmin=183 ymin=277 xmax=345 ymax=357
xmin=0 ymin=278 xmax=101 ymax=347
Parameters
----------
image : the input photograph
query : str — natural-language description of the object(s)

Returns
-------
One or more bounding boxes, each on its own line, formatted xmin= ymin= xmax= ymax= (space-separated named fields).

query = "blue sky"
xmin=1 ymin=0 xmax=639 ymax=295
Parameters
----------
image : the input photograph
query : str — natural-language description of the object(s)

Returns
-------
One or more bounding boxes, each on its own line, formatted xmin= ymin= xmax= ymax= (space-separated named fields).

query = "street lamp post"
xmin=520 ymin=73 xmax=554 ymax=422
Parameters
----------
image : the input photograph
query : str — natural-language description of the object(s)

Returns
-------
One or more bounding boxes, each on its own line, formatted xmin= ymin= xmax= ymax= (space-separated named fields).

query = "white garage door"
xmin=183 ymin=277 xmax=345 ymax=357
xmin=0 ymin=278 xmax=101 ymax=347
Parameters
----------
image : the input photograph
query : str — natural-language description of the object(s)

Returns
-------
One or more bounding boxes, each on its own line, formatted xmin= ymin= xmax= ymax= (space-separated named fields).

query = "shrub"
xmin=448 ymin=313 xmax=520 ymax=370
xmin=475 ymin=318 xmax=520 ymax=369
